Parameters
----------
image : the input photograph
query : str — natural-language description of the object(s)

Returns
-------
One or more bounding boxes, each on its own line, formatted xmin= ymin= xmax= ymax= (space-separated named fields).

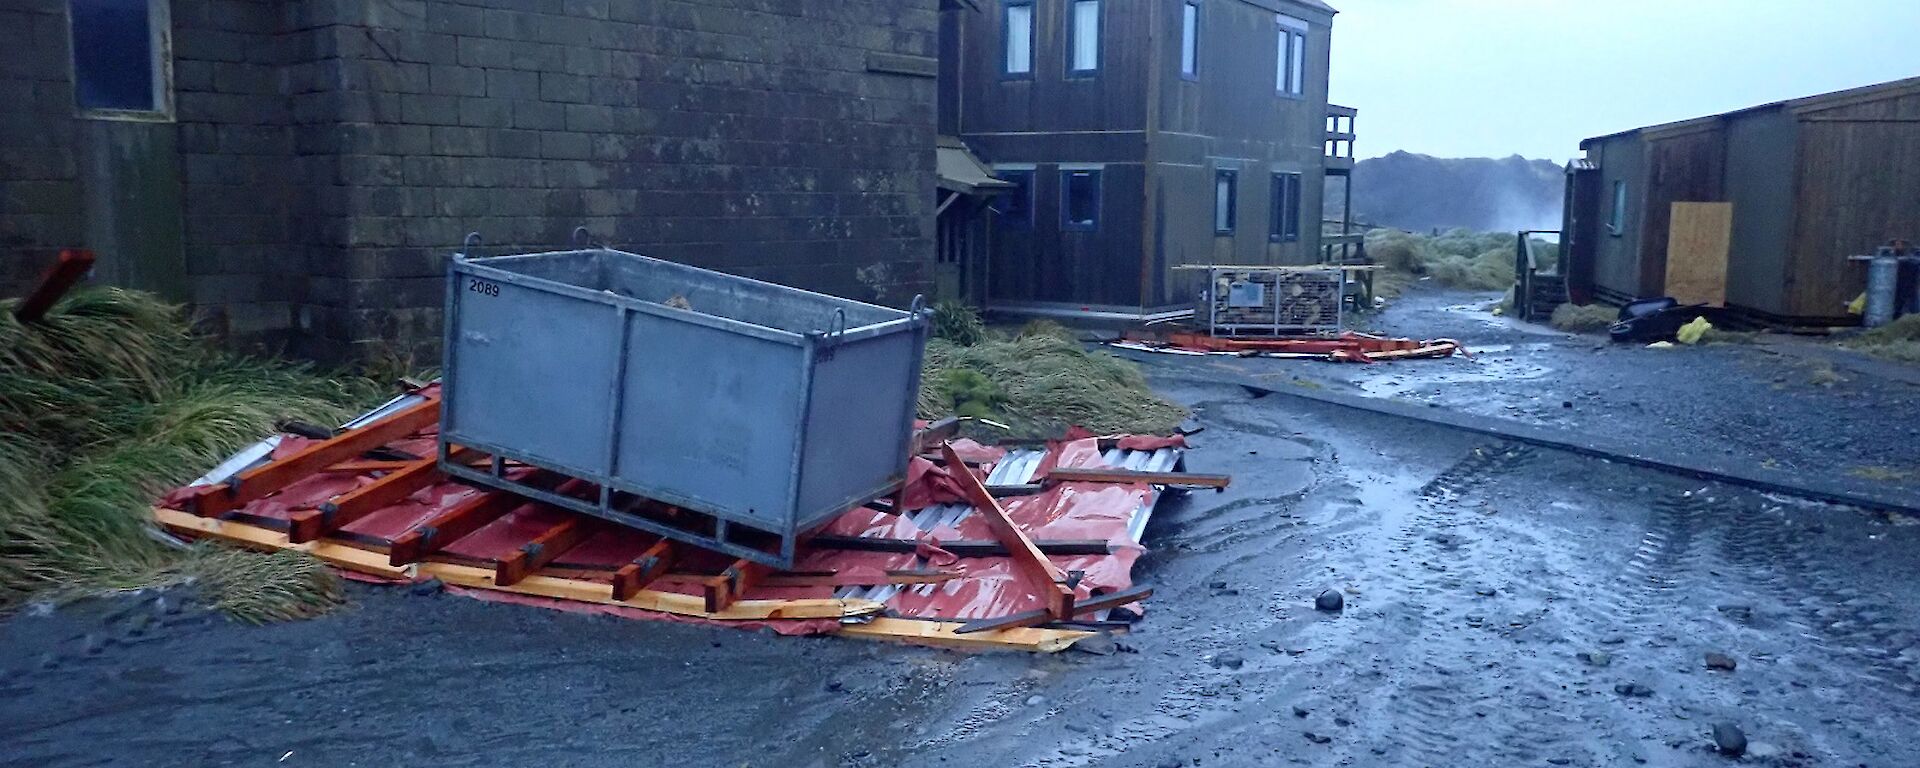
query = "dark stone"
xmin=1315 ymin=589 xmax=1345 ymax=613
xmin=1333 ymin=716 xmax=1352 ymax=727
xmin=409 ymin=578 xmax=444 ymax=596
xmin=1212 ymin=653 xmax=1244 ymax=670
xmin=1207 ymin=581 xmax=1228 ymax=590
xmin=1712 ymin=722 xmax=1747 ymax=756
xmin=1292 ymin=705 xmax=1310 ymax=718
xmin=1613 ymin=682 xmax=1654 ymax=698
xmin=824 ymin=680 xmax=844 ymax=693
xmin=1578 ymin=651 xmax=1613 ymax=667
xmin=122 ymin=612 xmax=154 ymax=637
xmin=1071 ymin=634 xmax=1117 ymax=656
xmin=1704 ymin=652 xmax=1737 ymax=671
xmin=1562 ymin=401 xmax=1573 ymax=409
xmin=1303 ymin=731 xmax=1331 ymax=744
xmin=1474 ymin=585 xmax=1498 ymax=597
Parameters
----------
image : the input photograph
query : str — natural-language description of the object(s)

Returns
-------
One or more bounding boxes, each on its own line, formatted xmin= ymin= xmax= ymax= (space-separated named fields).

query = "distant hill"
xmin=1329 ymin=151 xmax=1565 ymax=233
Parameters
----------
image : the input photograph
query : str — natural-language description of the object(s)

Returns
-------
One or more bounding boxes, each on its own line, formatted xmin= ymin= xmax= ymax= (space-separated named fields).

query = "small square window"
xmin=70 ymin=0 xmax=171 ymax=117
xmin=1214 ymin=169 xmax=1237 ymax=234
xmin=994 ymin=169 xmax=1036 ymax=228
xmin=1062 ymin=169 xmax=1101 ymax=231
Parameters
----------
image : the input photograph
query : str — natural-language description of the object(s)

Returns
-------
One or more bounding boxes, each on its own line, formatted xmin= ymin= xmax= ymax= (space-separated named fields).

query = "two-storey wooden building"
xmin=941 ymin=0 xmax=1350 ymax=318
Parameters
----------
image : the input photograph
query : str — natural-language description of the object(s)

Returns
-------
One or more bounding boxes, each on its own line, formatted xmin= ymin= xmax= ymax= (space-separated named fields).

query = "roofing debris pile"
xmin=1113 ymin=329 xmax=1464 ymax=363
xmin=155 ymin=387 xmax=1226 ymax=652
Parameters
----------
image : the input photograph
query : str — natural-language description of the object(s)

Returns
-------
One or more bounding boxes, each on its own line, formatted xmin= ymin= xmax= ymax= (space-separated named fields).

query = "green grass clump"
xmin=919 ymin=331 xmax=1185 ymax=438
xmin=929 ymin=300 xmax=987 ymax=346
xmin=0 ymin=287 xmax=382 ymax=617
xmin=1550 ymin=303 xmax=1618 ymax=334
xmin=1845 ymin=315 xmax=1920 ymax=364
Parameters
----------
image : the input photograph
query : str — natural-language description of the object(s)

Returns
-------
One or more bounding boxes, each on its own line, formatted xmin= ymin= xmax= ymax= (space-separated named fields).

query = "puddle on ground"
xmin=1440 ymin=303 xmax=1566 ymax=336
xmin=1355 ymin=345 xmax=1554 ymax=398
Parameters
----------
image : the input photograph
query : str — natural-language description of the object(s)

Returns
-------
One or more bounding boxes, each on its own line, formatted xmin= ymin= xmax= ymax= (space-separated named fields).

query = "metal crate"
xmin=439 ymin=238 xmax=928 ymax=568
xmin=1193 ymin=266 xmax=1343 ymax=336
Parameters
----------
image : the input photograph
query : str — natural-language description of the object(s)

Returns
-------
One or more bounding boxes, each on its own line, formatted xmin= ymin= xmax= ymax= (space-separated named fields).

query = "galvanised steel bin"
xmin=438 ymin=239 xmax=928 ymax=568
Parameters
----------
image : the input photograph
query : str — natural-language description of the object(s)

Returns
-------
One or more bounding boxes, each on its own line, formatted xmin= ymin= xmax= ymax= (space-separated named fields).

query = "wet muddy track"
xmin=4 ymin=379 xmax=1919 ymax=767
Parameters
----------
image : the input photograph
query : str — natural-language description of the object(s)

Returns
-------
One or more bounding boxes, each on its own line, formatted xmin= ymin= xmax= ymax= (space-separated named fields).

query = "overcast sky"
xmin=1329 ymin=0 xmax=1920 ymax=160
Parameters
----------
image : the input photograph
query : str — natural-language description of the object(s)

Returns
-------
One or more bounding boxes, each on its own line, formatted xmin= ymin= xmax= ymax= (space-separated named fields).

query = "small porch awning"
xmin=937 ymin=136 xmax=1014 ymax=196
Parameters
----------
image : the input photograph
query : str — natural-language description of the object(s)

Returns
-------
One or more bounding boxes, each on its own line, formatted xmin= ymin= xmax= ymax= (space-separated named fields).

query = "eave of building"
xmin=1579 ymin=75 xmax=1920 ymax=149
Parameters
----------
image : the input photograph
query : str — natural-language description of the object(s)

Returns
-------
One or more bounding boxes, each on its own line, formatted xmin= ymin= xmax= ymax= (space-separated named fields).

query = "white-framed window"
xmin=69 ymin=0 xmax=172 ymax=118
xmin=1180 ymin=1 xmax=1200 ymax=79
xmin=1004 ymin=1 xmax=1034 ymax=77
xmin=1276 ymin=15 xmax=1307 ymax=97
xmin=1069 ymin=0 xmax=1100 ymax=75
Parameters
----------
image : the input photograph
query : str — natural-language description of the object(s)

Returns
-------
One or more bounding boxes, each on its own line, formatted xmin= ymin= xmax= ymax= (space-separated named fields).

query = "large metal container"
xmin=439 ymin=241 xmax=927 ymax=568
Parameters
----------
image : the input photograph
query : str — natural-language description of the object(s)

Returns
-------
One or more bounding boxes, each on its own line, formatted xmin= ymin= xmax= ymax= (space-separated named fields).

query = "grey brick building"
xmin=2 ymin=0 xmax=939 ymax=360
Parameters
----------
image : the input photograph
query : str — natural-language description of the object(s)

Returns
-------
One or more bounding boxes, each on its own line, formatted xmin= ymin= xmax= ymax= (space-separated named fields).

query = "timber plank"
xmin=942 ymin=442 xmax=1076 ymax=619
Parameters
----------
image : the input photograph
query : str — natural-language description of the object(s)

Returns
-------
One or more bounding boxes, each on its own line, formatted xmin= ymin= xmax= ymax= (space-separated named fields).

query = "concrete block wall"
xmin=301 ymin=0 xmax=941 ymax=361
xmin=0 ymin=0 xmax=86 ymax=295
xmin=1 ymin=0 xmax=939 ymax=363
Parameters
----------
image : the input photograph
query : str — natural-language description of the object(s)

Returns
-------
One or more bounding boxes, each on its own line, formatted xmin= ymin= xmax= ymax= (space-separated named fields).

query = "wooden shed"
xmin=1563 ymin=77 xmax=1920 ymax=324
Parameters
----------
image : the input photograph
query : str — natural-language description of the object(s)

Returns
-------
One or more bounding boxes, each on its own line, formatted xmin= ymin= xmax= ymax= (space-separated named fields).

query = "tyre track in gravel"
xmin=1011 ymin=400 xmax=1343 ymax=767
xmin=1321 ymin=442 xmax=1564 ymax=767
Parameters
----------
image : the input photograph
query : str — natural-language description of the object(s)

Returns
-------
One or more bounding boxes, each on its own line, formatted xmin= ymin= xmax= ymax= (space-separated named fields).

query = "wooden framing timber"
xmin=496 ymin=517 xmax=596 ymax=586
xmin=1047 ymin=467 xmax=1231 ymax=489
xmin=942 ymin=442 xmax=1076 ymax=620
xmin=610 ymin=540 xmax=676 ymax=601
xmin=185 ymin=396 xmax=441 ymax=518
xmin=420 ymin=562 xmax=880 ymax=621
xmin=836 ymin=617 xmax=1093 ymax=653
xmin=703 ymin=558 xmax=771 ymax=613
xmin=153 ymin=507 xmax=411 ymax=579
xmin=388 ymin=487 xmax=532 ymax=566
xmin=955 ymin=584 xmax=1155 ymax=634
xmin=289 ymin=447 xmax=476 ymax=544
xmin=153 ymin=508 xmax=880 ymax=622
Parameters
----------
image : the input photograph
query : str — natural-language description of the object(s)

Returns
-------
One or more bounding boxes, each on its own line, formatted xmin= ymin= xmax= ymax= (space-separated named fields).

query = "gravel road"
xmin=4 ymin=293 xmax=1918 ymax=766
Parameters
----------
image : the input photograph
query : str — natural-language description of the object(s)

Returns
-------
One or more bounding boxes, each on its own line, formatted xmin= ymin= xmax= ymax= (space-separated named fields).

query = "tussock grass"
xmin=1549 ymin=303 xmax=1617 ymax=334
xmin=1846 ymin=315 xmax=1920 ymax=364
xmin=0 ymin=288 xmax=380 ymax=618
xmin=1365 ymin=228 xmax=1546 ymax=293
xmin=918 ymin=314 xmax=1184 ymax=437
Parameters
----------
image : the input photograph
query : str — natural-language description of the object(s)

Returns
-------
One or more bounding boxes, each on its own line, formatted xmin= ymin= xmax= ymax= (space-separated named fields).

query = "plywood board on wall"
xmin=1664 ymin=202 xmax=1733 ymax=306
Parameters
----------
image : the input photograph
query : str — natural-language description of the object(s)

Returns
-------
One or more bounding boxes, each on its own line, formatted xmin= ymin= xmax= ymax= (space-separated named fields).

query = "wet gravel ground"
xmin=1305 ymin=285 xmax=1920 ymax=493
xmin=5 ymin=325 xmax=1920 ymax=766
